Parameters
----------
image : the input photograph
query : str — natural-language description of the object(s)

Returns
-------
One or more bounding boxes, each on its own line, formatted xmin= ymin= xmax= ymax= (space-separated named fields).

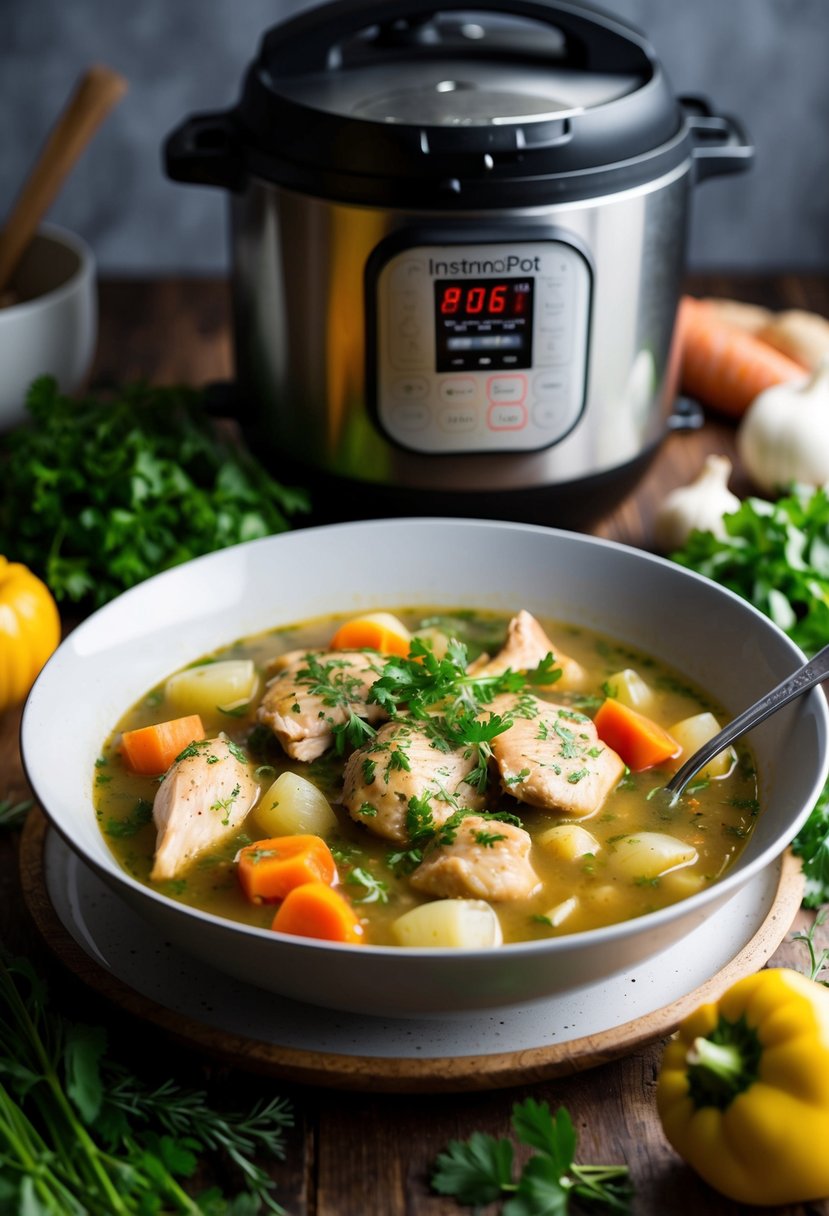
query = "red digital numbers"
xmin=439 ymin=282 xmax=516 ymax=317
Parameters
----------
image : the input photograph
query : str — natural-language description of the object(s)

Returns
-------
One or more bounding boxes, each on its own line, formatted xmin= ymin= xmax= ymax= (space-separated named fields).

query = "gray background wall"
xmin=2 ymin=0 xmax=828 ymax=274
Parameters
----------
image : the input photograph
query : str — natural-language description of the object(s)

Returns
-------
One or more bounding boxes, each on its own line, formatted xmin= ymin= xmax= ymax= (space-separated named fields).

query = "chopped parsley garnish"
xmin=346 ymin=868 xmax=390 ymax=904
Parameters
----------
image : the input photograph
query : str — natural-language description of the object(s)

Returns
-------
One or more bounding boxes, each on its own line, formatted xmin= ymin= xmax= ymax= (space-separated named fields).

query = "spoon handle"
xmin=0 ymin=65 xmax=127 ymax=293
xmin=665 ymin=642 xmax=829 ymax=797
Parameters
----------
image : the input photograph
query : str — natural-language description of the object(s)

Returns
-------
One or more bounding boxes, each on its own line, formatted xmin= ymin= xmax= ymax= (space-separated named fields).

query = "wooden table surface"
xmin=3 ymin=273 xmax=829 ymax=1216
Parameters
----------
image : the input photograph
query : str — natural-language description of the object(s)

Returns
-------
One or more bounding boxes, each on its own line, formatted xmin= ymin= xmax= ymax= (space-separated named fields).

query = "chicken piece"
xmin=151 ymin=736 xmax=257 ymax=881
xmin=409 ymin=814 xmax=540 ymax=902
xmin=489 ymin=693 xmax=624 ymax=819
xmin=342 ymin=720 xmax=486 ymax=843
xmin=469 ymin=609 xmax=587 ymax=690
xmin=257 ymin=649 xmax=386 ymax=762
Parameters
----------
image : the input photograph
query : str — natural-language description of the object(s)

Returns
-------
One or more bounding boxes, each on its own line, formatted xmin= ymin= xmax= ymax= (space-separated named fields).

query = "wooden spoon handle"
xmin=0 ymin=64 xmax=127 ymax=293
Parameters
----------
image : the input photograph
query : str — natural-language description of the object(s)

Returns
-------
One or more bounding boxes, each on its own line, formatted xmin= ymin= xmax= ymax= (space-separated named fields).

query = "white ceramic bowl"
xmin=0 ymin=224 xmax=97 ymax=430
xmin=21 ymin=519 xmax=829 ymax=1016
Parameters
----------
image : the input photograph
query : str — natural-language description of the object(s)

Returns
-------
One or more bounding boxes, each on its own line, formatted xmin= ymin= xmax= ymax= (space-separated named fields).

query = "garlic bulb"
xmin=653 ymin=454 xmax=740 ymax=551
xmin=738 ymin=359 xmax=829 ymax=494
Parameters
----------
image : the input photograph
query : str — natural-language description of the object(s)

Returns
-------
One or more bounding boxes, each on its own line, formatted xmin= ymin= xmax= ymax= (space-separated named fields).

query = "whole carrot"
xmin=678 ymin=295 xmax=804 ymax=418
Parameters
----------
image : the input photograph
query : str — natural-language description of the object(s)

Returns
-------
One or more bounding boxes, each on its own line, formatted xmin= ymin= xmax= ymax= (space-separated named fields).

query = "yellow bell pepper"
xmin=657 ymin=967 xmax=829 ymax=1206
xmin=0 ymin=556 xmax=61 ymax=712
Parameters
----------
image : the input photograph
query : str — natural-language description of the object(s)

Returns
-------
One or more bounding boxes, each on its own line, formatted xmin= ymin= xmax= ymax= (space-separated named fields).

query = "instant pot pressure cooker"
xmin=166 ymin=0 xmax=752 ymax=523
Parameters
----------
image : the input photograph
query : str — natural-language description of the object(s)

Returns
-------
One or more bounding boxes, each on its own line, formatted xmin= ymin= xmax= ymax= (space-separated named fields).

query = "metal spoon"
xmin=665 ymin=641 xmax=829 ymax=799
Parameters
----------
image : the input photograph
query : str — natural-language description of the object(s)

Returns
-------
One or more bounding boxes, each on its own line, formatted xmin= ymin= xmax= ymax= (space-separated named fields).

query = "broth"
xmin=94 ymin=608 xmax=759 ymax=947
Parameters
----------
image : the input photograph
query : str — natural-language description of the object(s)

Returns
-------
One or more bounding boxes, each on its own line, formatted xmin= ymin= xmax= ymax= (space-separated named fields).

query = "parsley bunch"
xmin=671 ymin=485 xmax=829 ymax=657
xmin=432 ymin=1097 xmax=632 ymax=1213
xmin=0 ymin=377 xmax=308 ymax=609
xmin=0 ymin=954 xmax=292 ymax=1213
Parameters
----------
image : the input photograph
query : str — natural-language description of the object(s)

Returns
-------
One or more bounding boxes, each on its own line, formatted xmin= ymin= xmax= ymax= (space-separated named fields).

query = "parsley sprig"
xmin=368 ymin=638 xmax=559 ymax=786
xmin=432 ymin=1097 xmax=632 ymax=1213
xmin=369 ymin=638 xmax=559 ymax=720
xmin=0 ymin=377 xmax=308 ymax=609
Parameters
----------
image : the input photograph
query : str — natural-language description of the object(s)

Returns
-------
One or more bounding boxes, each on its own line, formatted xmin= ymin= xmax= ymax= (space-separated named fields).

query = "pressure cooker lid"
xmin=191 ymin=0 xmax=692 ymax=206
xmin=277 ymin=51 xmax=644 ymax=128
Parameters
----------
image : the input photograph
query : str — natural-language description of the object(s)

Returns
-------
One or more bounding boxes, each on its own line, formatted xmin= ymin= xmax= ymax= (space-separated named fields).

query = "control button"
xmin=398 ymin=317 xmax=422 ymax=339
xmin=439 ymin=377 xmax=478 ymax=404
xmin=439 ymin=406 xmax=478 ymax=433
xmin=532 ymin=398 xmax=570 ymax=431
xmin=391 ymin=334 xmax=428 ymax=367
xmin=487 ymin=402 xmax=527 ymax=431
xmin=533 ymin=372 xmax=569 ymax=402
xmin=487 ymin=374 xmax=526 ymax=403
xmin=536 ymin=330 xmax=572 ymax=366
xmin=391 ymin=376 xmax=430 ymax=401
xmin=389 ymin=401 xmax=431 ymax=432
xmin=391 ymin=259 xmax=427 ymax=289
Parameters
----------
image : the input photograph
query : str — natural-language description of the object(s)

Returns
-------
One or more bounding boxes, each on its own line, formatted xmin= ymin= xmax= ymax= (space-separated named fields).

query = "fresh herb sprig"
xmin=0 ymin=954 xmax=293 ymax=1213
xmin=0 ymin=377 xmax=308 ymax=609
xmin=368 ymin=638 xmax=559 ymax=783
xmin=431 ymin=1096 xmax=632 ymax=1214
xmin=369 ymin=637 xmax=559 ymax=720
xmin=791 ymin=909 xmax=829 ymax=985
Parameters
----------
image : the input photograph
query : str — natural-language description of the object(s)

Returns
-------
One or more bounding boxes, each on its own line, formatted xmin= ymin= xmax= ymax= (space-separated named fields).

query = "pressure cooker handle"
xmin=261 ymin=0 xmax=655 ymax=76
xmin=681 ymin=95 xmax=754 ymax=183
xmin=165 ymin=111 xmax=246 ymax=191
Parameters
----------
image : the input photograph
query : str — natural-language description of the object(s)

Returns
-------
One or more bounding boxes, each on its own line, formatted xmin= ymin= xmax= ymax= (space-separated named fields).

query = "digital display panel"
xmin=434 ymin=277 xmax=534 ymax=372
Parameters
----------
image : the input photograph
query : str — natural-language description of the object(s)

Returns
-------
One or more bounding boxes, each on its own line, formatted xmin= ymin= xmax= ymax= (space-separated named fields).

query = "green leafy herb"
xmin=0 ymin=377 xmax=308 ymax=608
xmin=367 ymin=639 xmax=557 ymax=792
xmin=671 ymin=485 xmax=829 ymax=659
xmin=431 ymin=1096 xmax=632 ymax=1213
xmin=0 ymin=953 xmax=293 ymax=1212
xmin=345 ymin=867 xmax=390 ymax=904
xmin=104 ymin=798 xmax=153 ymax=840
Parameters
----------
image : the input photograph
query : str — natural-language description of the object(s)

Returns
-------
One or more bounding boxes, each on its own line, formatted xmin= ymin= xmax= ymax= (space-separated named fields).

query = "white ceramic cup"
xmin=0 ymin=223 xmax=97 ymax=430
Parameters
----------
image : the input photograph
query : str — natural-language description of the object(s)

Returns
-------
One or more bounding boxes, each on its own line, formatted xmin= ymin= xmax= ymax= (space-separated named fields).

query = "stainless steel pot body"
xmin=230 ymin=157 xmax=691 ymax=494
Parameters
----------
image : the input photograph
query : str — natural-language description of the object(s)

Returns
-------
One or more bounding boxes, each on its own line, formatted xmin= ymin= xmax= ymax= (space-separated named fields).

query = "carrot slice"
xmin=679 ymin=295 xmax=804 ymax=418
xmin=120 ymin=714 xmax=205 ymax=775
xmin=329 ymin=612 xmax=410 ymax=657
xmin=593 ymin=698 xmax=681 ymax=772
xmin=236 ymin=835 xmax=337 ymax=904
xmin=271 ymin=880 xmax=364 ymax=944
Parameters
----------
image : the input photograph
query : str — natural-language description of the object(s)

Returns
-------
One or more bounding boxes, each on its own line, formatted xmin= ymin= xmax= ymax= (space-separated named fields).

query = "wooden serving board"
xmin=20 ymin=808 xmax=804 ymax=1093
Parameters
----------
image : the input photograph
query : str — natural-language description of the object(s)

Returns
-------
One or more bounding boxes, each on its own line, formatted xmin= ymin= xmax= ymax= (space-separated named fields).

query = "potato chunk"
xmin=539 ymin=896 xmax=579 ymax=928
xmin=391 ymin=899 xmax=503 ymax=948
xmin=605 ymin=668 xmax=655 ymax=712
xmin=536 ymin=824 xmax=599 ymax=862
xmin=252 ymin=771 xmax=338 ymax=838
xmin=610 ymin=831 xmax=698 ymax=880
xmin=669 ymin=712 xmax=736 ymax=780
xmin=165 ymin=660 xmax=258 ymax=717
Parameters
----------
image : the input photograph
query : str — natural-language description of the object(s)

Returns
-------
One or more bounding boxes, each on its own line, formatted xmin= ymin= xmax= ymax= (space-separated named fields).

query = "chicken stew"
xmin=94 ymin=608 xmax=759 ymax=948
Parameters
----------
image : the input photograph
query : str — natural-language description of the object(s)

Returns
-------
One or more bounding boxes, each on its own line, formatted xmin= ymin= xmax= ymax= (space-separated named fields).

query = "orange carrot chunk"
xmin=237 ymin=835 xmax=337 ymax=904
xmin=271 ymin=880 xmax=364 ymax=944
xmin=593 ymin=698 xmax=681 ymax=772
xmin=679 ymin=295 xmax=804 ymax=418
xmin=329 ymin=613 xmax=410 ymax=657
xmin=120 ymin=714 xmax=205 ymax=775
